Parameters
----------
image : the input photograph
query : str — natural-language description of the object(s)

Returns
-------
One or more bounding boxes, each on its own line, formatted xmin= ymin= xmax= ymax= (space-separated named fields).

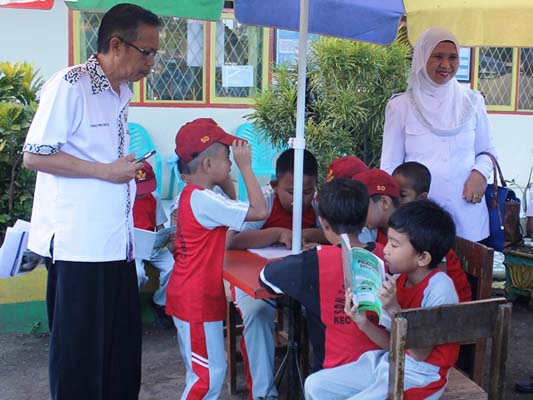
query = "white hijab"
xmin=407 ymin=28 xmax=475 ymax=136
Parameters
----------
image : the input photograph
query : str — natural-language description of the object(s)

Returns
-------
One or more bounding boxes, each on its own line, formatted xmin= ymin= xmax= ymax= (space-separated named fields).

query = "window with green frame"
xmin=473 ymin=47 xmax=533 ymax=112
xmin=72 ymin=11 xmax=270 ymax=105
xmin=209 ymin=15 xmax=269 ymax=103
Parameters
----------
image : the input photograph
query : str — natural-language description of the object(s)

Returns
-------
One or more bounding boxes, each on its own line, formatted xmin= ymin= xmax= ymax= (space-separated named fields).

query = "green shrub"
xmin=0 ymin=62 xmax=43 ymax=240
xmin=248 ymin=32 xmax=411 ymax=182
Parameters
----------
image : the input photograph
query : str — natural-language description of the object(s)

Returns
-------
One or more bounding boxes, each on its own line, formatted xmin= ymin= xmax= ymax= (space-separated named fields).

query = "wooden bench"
xmin=388 ymin=298 xmax=511 ymax=400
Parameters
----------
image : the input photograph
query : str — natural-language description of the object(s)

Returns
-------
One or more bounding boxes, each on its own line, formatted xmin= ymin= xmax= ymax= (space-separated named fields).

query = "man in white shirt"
xmin=22 ymin=4 xmax=160 ymax=400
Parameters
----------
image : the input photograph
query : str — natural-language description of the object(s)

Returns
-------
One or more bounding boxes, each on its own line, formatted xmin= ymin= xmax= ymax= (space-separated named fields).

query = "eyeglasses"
xmin=117 ymin=37 xmax=158 ymax=58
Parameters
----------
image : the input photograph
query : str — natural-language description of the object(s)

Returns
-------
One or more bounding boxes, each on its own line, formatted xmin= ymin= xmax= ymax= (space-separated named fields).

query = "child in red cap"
xmin=325 ymin=156 xmax=368 ymax=182
xmin=133 ymin=163 xmax=174 ymax=329
xmin=352 ymin=168 xmax=401 ymax=246
xmin=165 ymin=118 xmax=267 ymax=400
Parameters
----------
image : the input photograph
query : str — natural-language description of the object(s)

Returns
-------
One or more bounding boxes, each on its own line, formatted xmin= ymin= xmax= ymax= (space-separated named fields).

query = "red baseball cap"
xmin=135 ymin=163 xmax=157 ymax=195
xmin=352 ymin=168 xmax=400 ymax=198
xmin=175 ymin=118 xmax=240 ymax=164
xmin=326 ymin=156 xmax=368 ymax=182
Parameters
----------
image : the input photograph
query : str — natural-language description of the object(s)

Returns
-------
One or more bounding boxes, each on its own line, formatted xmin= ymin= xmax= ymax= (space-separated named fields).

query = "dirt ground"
xmin=1 ymin=299 xmax=533 ymax=400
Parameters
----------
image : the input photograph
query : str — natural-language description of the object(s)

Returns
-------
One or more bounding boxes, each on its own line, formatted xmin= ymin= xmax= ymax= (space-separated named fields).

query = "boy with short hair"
xmin=392 ymin=161 xmax=472 ymax=303
xmin=259 ymin=179 xmax=385 ymax=373
xmin=392 ymin=161 xmax=431 ymax=204
xmin=352 ymin=168 xmax=401 ymax=246
xmin=165 ymin=118 xmax=267 ymax=400
xmin=227 ymin=148 xmax=322 ymax=250
xmin=226 ymin=148 xmax=324 ymax=400
xmin=133 ymin=163 xmax=174 ymax=329
xmin=305 ymin=200 xmax=460 ymax=399
xmin=325 ymin=156 xmax=368 ymax=182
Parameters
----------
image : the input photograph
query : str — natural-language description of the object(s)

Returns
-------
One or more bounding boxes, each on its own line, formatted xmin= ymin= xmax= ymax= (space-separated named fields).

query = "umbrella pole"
xmin=284 ymin=2 xmax=310 ymax=400
xmin=291 ymin=0 xmax=309 ymax=255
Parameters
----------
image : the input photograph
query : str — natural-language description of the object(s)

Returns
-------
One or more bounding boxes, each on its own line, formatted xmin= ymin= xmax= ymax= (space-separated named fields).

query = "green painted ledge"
xmin=0 ymin=266 xmax=157 ymax=334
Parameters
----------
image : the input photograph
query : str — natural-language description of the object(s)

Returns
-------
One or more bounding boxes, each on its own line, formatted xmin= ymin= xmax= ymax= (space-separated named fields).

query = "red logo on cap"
xmin=326 ymin=169 xmax=334 ymax=182
xmin=136 ymin=170 xmax=147 ymax=181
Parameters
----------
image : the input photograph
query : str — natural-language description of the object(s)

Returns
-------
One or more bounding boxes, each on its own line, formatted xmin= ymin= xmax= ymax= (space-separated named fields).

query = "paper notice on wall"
xmin=221 ymin=65 xmax=254 ymax=88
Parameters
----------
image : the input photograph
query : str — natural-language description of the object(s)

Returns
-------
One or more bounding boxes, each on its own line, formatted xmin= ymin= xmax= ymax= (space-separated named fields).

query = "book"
xmin=341 ymin=233 xmax=387 ymax=322
xmin=133 ymin=225 xmax=176 ymax=260
xmin=247 ymin=246 xmax=294 ymax=259
xmin=0 ymin=220 xmax=33 ymax=278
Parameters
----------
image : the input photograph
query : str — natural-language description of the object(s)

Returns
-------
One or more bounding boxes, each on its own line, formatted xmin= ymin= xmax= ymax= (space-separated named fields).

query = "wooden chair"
xmin=388 ymin=298 xmax=512 ymax=400
xmin=453 ymin=237 xmax=494 ymax=384
xmin=225 ymin=297 xmax=287 ymax=395
xmin=226 ymin=299 xmax=244 ymax=394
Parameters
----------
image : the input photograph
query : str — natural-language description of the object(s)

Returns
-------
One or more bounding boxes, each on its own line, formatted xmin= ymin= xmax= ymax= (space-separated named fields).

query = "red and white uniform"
xmin=444 ymin=249 xmax=472 ymax=302
xmin=166 ymin=184 xmax=248 ymax=400
xmin=305 ymin=269 xmax=459 ymax=400
xmin=133 ymin=192 xmax=173 ymax=306
xmin=133 ymin=193 xmax=158 ymax=231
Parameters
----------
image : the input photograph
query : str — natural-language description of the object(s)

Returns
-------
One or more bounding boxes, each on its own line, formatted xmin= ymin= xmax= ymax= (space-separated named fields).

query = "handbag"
xmin=478 ymin=152 xmax=522 ymax=251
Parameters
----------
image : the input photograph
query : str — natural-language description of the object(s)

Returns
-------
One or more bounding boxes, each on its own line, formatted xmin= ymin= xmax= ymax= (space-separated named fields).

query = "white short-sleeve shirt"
xmin=23 ymin=55 xmax=135 ymax=262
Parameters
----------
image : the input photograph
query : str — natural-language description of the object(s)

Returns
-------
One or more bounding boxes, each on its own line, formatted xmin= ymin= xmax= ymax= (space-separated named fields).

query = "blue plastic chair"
xmin=128 ymin=122 xmax=163 ymax=196
xmin=166 ymin=154 xmax=186 ymax=200
xmin=235 ymin=122 xmax=286 ymax=201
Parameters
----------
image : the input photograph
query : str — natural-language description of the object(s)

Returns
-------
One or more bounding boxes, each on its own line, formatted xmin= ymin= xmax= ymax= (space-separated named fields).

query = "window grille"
xmin=79 ymin=12 xmax=102 ymax=61
xmin=518 ymin=48 xmax=533 ymax=111
xmin=476 ymin=47 xmax=514 ymax=108
xmin=146 ymin=17 xmax=205 ymax=102
xmin=213 ymin=18 xmax=264 ymax=99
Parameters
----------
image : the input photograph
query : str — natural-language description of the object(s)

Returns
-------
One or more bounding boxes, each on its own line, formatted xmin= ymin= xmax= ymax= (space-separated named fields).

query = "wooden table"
xmin=223 ymin=250 xmax=273 ymax=299
xmin=223 ymin=250 xmax=305 ymax=400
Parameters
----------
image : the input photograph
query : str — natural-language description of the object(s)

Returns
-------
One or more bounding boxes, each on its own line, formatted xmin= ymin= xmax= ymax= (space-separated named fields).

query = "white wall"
xmin=1 ymin=3 xmax=532 ymax=199
xmin=490 ymin=114 xmax=533 ymax=188
xmin=0 ymin=1 xmax=68 ymax=80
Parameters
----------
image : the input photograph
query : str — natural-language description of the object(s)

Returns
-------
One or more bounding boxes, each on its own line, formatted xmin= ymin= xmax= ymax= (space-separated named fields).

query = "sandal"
xmin=515 ymin=377 xmax=533 ymax=393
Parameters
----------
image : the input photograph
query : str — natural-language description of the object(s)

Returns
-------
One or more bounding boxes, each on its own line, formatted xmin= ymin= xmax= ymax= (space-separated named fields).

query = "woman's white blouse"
xmin=380 ymin=91 xmax=497 ymax=242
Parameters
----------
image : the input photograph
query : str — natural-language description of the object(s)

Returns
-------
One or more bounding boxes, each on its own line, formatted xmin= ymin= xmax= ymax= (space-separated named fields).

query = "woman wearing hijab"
xmin=380 ymin=27 xmax=497 ymax=243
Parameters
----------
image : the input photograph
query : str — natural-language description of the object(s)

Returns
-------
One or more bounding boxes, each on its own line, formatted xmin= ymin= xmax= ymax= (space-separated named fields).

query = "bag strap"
xmin=478 ymin=151 xmax=506 ymax=188
xmin=477 ymin=151 xmax=507 ymax=215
